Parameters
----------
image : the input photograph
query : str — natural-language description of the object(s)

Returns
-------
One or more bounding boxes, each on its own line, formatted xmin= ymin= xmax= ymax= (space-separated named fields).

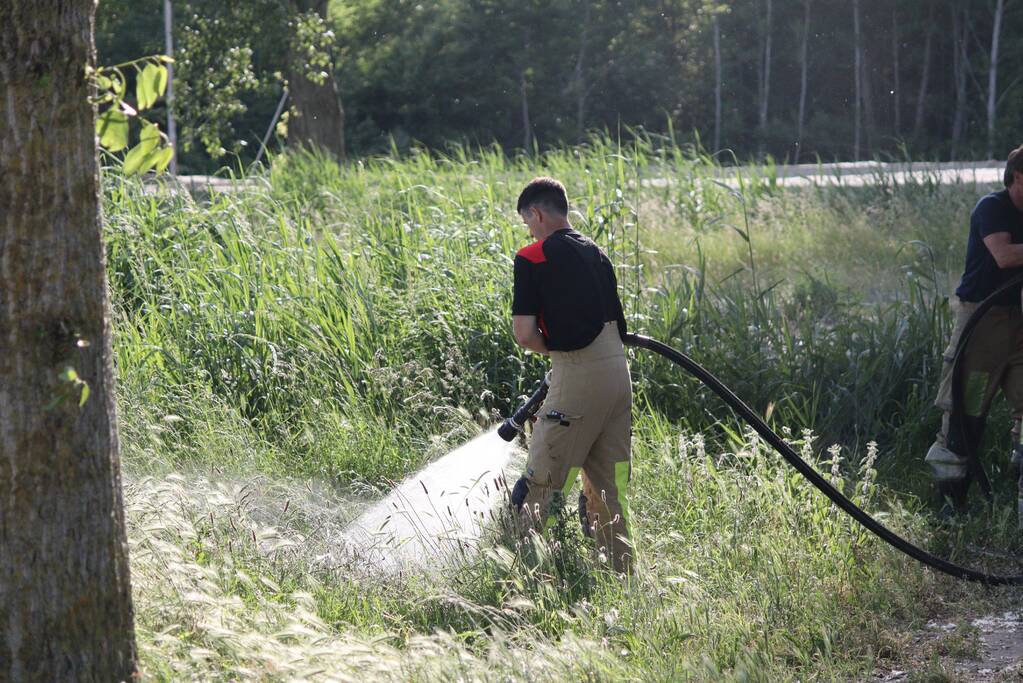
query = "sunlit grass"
xmin=106 ymin=136 xmax=1020 ymax=679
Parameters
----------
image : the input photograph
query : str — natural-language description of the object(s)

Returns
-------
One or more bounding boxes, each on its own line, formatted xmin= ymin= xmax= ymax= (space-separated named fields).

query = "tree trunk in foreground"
xmin=0 ymin=1 xmax=138 ymax=681
xmin=287 ymin=0 xmax=346 ymax=161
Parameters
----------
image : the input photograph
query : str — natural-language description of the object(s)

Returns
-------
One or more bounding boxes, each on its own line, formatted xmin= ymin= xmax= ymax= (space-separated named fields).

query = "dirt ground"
xmin=875 ymin=602 xmax=1023 ymax=682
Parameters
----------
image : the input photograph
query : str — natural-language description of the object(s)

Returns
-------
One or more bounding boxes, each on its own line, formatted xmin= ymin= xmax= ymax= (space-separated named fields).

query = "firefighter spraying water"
xmin=343 ymin=163 xmax=1023 ymax=586
xmin=506 ymin=177 xmax=635 ymax=573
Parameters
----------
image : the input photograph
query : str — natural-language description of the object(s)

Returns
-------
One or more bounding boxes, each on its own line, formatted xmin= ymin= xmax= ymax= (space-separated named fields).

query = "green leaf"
xmin=96 ymin=109 xmax=129 ymax=152
xmin=78 ymin=382 xmax=90 ymax=407
xmin=137 ymin=64 xmax=157 ymax=110
xmin=151 ymin=147 xmax=175 ymax=173
xmin=152 ymin=64 xmax=169 ymax=98
xmin=124 ymin=122 xmax=168 ymax=175
xmin=138 ymin=121 xmax=162 ymax=154
xmin=110 ymin=70 xmax=126 ymax=97
xmin=126 ymin=138 xmax=173 ymax=176
xmin=123 ymin=143 xmax=151 ymax=175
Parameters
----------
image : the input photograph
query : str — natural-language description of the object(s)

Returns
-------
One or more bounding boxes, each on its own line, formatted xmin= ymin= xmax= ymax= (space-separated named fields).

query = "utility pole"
xmin=164 ymin=0 xmax=177 ymax=175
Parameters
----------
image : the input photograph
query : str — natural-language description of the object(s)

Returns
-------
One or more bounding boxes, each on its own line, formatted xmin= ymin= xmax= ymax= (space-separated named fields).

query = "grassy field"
xmin=107 ymin=138 xmax=1022 ymax=680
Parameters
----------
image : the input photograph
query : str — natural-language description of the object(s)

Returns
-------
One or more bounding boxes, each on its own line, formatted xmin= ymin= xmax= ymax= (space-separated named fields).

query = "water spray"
xmin=500 ymin=330 xmax=1023 ymax=585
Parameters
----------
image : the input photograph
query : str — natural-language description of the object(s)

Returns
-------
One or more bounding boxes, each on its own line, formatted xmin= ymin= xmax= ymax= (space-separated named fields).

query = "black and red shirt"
xmin=512 ymin=228 xmax=628 ymax=351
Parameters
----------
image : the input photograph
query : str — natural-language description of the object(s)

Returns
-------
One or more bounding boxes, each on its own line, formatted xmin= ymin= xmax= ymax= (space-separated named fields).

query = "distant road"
xmin=715 ymin=160 xmax=1004 ymax=188
xmin=151 ymin=160 xmax=1005 ymax=194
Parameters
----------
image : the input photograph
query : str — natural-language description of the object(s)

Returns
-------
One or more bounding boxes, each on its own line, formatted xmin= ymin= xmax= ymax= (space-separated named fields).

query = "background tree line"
xmin=97 ymin=0 xmax=1022 ymax=172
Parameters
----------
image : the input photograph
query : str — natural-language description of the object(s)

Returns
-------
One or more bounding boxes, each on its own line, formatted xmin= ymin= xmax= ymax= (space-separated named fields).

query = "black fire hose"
xmin=949 ymin=271 xmax=1023 ymax=502
xmin=621 ymin=332 xmax=1023 ymax=585
xmin=501 ymin=330 xmax=1023 ymax=584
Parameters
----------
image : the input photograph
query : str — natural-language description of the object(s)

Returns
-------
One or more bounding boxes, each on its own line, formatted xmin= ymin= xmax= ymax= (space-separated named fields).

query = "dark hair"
xmin=516 ymin=177 xmax=569 ymax=216
xmin=1005 ymin=145 xmax=1023 ymax=187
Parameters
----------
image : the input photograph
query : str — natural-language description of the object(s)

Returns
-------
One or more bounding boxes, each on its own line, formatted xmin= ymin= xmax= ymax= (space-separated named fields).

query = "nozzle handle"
xmin=497 ymin=375 xmax=550 ymax=442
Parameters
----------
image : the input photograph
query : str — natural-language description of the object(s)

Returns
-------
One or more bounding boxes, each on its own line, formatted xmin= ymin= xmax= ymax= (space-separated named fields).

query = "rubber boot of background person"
xmin=511 ymin=322 xmax=633 ymax=572
xmin=926 ymin=296 xmax=1023 ymax=513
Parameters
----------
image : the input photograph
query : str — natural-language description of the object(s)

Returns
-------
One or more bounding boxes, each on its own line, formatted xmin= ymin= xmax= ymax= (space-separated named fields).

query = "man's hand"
xmin=512 ymin=315 xmax=549 ymax=355
xmin=983 ymin=232 xmax=1023 ymax=269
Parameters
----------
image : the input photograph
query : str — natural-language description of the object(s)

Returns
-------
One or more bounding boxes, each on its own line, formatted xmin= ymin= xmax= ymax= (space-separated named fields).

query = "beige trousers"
xmin=518 ymin=322 xmax=633 ymax=572
xmin=933 ymin=297 xmax=1023 ymax=419
xmin=927 ymin=296 xmax=1023 ymax=483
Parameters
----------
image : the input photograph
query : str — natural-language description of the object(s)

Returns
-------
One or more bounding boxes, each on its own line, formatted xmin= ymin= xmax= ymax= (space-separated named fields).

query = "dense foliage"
xmin=98 ymin=0 xmax=1023 ymax=171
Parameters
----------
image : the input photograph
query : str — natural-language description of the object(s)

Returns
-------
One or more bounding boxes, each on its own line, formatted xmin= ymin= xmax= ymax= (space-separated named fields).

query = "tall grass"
xmin=107 ymin=138 xmax=1003 ymax=491
xmin=106 ymin=136 xmax=1021 ymax=679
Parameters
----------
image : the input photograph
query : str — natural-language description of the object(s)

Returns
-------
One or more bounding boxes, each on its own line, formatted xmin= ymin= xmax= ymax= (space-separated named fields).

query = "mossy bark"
xmin=288 ymin=0 xmax=346 ymax=161
xmin=0 ymin=1 xmax=138 ymax=680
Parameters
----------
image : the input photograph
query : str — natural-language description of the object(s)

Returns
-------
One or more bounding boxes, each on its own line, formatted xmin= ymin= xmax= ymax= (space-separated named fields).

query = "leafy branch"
xmin=90 ymin=55 xmax=175 ymax=175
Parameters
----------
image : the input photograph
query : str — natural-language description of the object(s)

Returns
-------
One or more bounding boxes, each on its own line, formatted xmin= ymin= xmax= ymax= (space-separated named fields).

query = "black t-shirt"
xmin=955 ymin=190 xmax=1023 ymax=305
xmin=512 ymin=228 xmax=627 ymax=351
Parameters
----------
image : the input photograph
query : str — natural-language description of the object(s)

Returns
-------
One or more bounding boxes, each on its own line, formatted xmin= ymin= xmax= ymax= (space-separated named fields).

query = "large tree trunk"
xmin=287 ymin=0 xmax=346 ymax=161
xmin=795 ymin=0 xmax=811 ymax=163
xmin=0 ymin=2 xmax=138 ymax=681
xmin=913 ymin=7 xmax=934 ymax=141
xmin=852 ymin=0 xmax=862 ymax=159
xmin=987 ymin=0 xmax=1005 ymax=159
xmin=713 ymin=13 xmax=722 ymax=152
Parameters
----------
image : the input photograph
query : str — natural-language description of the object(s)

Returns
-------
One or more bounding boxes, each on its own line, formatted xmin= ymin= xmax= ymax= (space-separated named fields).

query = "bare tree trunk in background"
xmin=913 ymin=6 xmax=934 ymax=141
xmin=520 ymin=66 xmax=532 ymax=152
xmin=573 ymin=0 xmax=592 ymax=141
xmin=713 ymin=13 xmax=722 ymax=152
xmin=853 ymin=0 xmax=862 ymax=159
xmin=891 ymin=4 xmax=901 ymax=136
xmin=987 ymin=0 xmax=1005 ymax=159
xmin=756 ymin=0 xmax=773 ymax=155
xmin=951 ymin=6 xmax=970 ymax=160
xmin=0 ymin=2 xmax=138 ymax=680
xmin=795 ymin=0 xmax=811 ymax=163
xmin=862 ymin=51 xmax=877 ymax=155
xmin=287 ymin=0 xmax=346 ymax=161
xmin=164 ymin=0 xmax=178 ymax=175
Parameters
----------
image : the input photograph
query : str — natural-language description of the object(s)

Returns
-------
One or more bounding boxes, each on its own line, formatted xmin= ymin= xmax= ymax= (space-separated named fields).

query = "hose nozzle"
xmin=498 ymin=374 xmax=550 ymax=441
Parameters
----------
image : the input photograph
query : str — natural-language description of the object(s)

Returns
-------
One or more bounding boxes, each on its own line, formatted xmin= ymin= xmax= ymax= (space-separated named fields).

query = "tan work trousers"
xmin=931 ymin=296 xmax=1023 ymax=458
xmin=518 ymin=322 xmax=633 ymax=573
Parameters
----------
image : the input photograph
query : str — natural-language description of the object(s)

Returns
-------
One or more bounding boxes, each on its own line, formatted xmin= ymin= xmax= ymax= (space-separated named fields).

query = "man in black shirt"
xmin=509 ymin=177 xmax=634 ymax=573
xmin=926 ymin=145 xmax=1023 ymax=520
